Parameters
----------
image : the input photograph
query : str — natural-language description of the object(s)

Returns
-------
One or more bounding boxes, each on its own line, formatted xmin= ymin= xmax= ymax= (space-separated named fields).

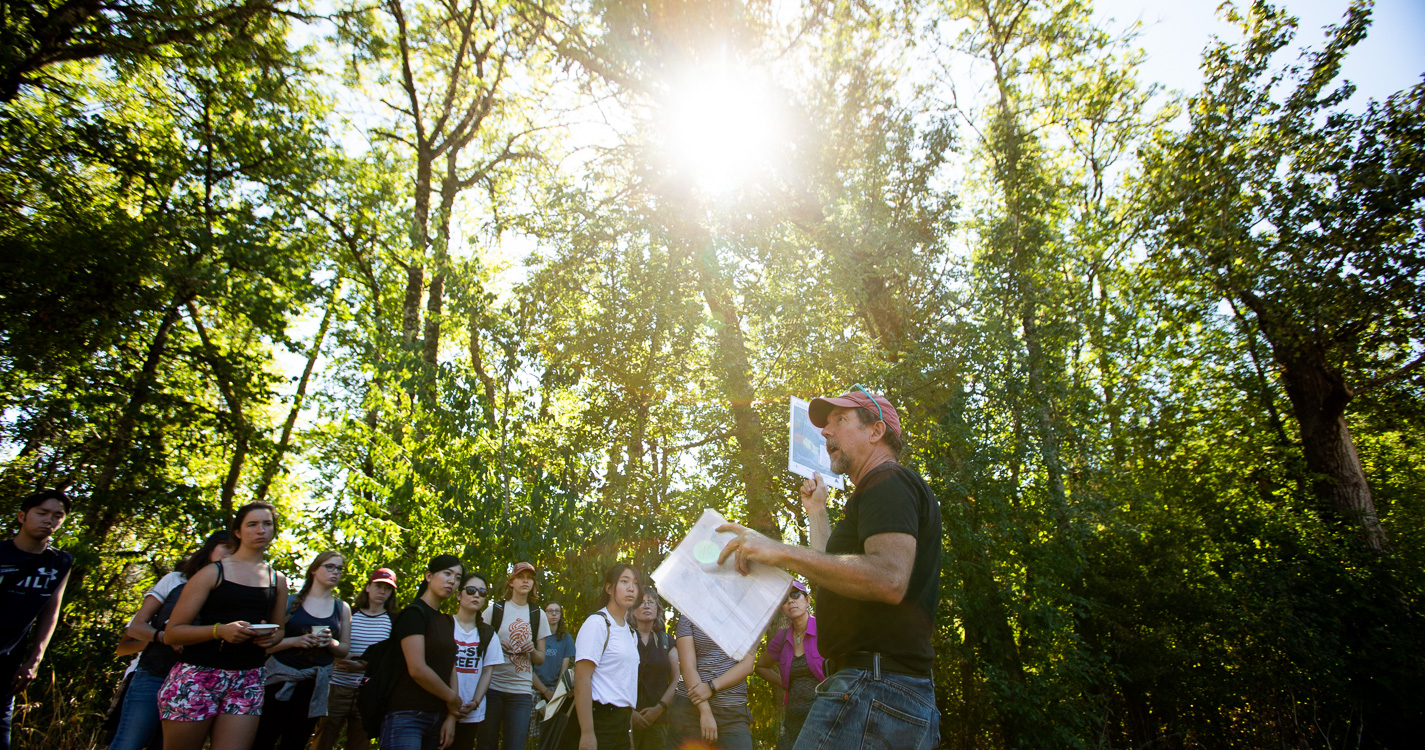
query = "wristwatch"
xmin=708 ymin=680 xmax=719 ymax=695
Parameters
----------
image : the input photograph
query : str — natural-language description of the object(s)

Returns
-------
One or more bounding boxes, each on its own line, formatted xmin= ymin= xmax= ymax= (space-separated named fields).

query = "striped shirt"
xmin=330 ymin=609 xmax=393 ymax=688
xmin=673 ymin=618 xmax=747 ymax=709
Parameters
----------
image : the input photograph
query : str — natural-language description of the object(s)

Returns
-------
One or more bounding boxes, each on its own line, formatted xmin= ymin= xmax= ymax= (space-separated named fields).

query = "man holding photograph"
xmin=718 ymin=386 xmax=941 ymax=749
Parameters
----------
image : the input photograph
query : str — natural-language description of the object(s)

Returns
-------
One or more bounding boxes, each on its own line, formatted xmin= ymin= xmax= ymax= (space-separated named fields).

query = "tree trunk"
xmin=468 ymin=309 xmax=499 ymax=430
xmin=686 ymin=228 xmax=779 ymax=536
xmin=255 ymin=280 xmax=341 ymax=502
xmin=1276 ymin=349 xmax=1389 ymax=551
xmin=85 ymin=298 xmax=187 ymax=543
xmin=186 ymin=303 xmax=248 ymax=518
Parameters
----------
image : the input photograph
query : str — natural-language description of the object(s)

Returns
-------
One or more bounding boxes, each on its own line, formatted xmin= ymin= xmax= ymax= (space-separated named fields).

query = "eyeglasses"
xmin=321 ymin=564 xmax=345 ymax=574
xmin=850 ymin=384 xmax=884 ymax=423
xmin=785 ymin=589 xmax=806 ymax=602
xmin=463 ymin=586 xmax=488 ymax=597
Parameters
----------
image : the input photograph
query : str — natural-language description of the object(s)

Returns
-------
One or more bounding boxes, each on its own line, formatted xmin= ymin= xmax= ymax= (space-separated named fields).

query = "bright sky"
xmin=1094 ymin=0 xmax=1424 ymax=106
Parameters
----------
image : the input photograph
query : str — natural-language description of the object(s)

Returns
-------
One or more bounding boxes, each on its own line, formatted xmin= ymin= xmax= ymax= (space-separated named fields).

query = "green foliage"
xmin=0 ymin=0 xmax=1422 ymax=748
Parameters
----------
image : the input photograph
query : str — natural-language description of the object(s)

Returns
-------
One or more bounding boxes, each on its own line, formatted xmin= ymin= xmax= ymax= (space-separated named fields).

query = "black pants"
xmin=252 ymin=678 xmax=319 ymax=750
xmin=452 ymin=721 xmax=480 ymax=750
xmin=589 ymin=703 xmax=631 ymax=750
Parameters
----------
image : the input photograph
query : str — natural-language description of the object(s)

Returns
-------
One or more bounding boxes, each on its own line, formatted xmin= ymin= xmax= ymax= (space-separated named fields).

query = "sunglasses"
xmin=463 ymin=586 xmax=488 ymax=597
xmin=850 ymin=383 xmax=884 ymax=423
xmin=785 ymin=589 xmax=806 ymax=602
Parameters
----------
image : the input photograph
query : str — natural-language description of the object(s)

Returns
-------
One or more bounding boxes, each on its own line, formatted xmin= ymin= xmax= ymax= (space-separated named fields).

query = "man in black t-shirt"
xmin=0 ymin=489 xmax=73 ymax=749
xmin=718 ymin=387 xmax=941 ymax=750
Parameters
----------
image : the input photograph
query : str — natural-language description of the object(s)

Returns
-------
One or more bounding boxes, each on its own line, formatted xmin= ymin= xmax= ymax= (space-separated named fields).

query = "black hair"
xmin=596 ymin=563 xmax=644 ymax=610
xmin=415 ymin=554 xmax=463 ymax=598
xmin=19 ymin=489 xmax=70 ymax=514
xmin=854 ymin=406 xmax=905 ymax=458
xmin=180 ymin=531 xmax=232 ymax=579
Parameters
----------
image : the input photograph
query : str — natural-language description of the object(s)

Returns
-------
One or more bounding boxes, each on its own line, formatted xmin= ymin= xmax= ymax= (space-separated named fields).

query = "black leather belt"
xmin=825 ymin=651 xmax=931 ymax=679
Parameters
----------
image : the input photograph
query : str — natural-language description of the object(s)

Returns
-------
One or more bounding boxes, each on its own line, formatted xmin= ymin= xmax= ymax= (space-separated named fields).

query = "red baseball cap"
xmin=368 ymin=568 xmax=397 ymax=588
xmin=808 ymin=386 xmax=902 ymax=438
xmin=510 ymin=561 xmax=536 ymax=578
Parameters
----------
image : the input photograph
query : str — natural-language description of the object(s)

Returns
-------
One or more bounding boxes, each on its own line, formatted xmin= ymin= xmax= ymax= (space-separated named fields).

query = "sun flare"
xmin=660 ymin=65 xmax=786 ymax=194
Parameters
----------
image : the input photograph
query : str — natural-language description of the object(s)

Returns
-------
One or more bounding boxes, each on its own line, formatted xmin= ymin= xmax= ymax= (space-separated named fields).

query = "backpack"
xmin=136 ymin=580 xmax=188 ymax=677
xmin=358 ymin=603 xmax=432 ymax=738
xmin=537 ymin=611 xmax=633 ymax=750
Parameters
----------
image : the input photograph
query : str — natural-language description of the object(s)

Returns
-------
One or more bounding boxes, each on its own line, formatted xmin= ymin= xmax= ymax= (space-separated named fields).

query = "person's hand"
xmin=439 ymin=714 xmax=456 ymax=750
xmin=288 ymin=633 xmax=320 ymax=649
xmin=218 ymin=622 xmax=255 ymax=644
xmin=541 ymin=685 xmax=555 ymax=700
xmin=445 ymin=692 xmax=466 ymax=717
xmin=687 ymin=681 xmax=713 ymax=705
xmin=579 ymin=731 xmax=598 ymax=750
xmin=10 ymin=661 xmax=37 ymax=693
xmin=715 ymin=523 xmax=784 ymax=575
xmin=631 ymin=709 xmax=649 ymax=730
xmin=254 ymin=627 xmax=284 ymax=648
xmin=801 ymin=472 xmax=829 ymax=514
xmin=699 ymin=709 xmax=719 ymax=742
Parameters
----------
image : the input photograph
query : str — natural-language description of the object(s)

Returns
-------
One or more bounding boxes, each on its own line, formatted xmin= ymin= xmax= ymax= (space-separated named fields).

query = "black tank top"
xmin=180 ymin=562 xmax=276 ymax=671
xmin=274 ymin=597 xmax=342 ymax=669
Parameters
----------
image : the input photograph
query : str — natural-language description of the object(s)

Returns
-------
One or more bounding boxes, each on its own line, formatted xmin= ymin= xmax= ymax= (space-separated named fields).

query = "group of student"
xmin=99 ymin=501 xmax=556 ymax=750
xmin=5 ymin=386 xmax=943 ymax=750
xmin=0 ymin=490 xmax=823 ymax=750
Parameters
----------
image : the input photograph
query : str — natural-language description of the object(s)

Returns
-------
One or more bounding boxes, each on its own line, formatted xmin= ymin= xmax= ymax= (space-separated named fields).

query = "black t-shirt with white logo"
xmin=0 ymin=539 xmax=73 ymax=657
xmin=816 ymin=461 xmax=941 ymax=673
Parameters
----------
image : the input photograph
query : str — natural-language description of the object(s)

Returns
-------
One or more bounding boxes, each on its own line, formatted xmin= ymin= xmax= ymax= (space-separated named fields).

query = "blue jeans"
xmin=380 ymin=710 xmax=443 ymax=750
xmin=790 ymin=668 xmax=939 ymax=750
xmin=109 ymin=669 xmax=167 ymax=750
xmin=476 ymin=689 xmax=531 ymax=750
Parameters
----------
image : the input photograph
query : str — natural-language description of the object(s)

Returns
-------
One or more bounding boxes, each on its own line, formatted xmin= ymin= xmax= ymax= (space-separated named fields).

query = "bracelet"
xmin=658 ymin=698 xmax=669 ymax=711
xmin=155 ymin=629 xmax=164 ymax=645
xmin=708 ymin=680 xmax=718 ymax=695
xmin=212 ymin=623 xmax=220 ymax=641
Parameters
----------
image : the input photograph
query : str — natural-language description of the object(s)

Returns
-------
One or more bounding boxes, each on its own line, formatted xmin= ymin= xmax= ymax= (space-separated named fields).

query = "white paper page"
xmin=788 ymin=396 xmax=846 ymax=490
xmin=651 ymin=509 xmax=795 ymax=660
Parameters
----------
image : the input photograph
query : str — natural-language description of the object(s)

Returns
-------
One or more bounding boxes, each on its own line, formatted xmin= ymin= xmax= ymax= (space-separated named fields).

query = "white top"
xmin=145 ymin=571 xmax=186 ymax=603
xmin=454 ymin=619 xmax=505 ymax=723
xmin=482 ymin=601 xmax=552 ymax=693
xmin=574 ymin=608 xmax=638 ymax=708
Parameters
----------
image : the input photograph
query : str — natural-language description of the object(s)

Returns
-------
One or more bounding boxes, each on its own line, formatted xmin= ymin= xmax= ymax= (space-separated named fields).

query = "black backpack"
xmin=358 ymin=605 xmax=499 ymax=737
xmin=136 ymin=580 xmax=188 ymax=677
xmin=356 ymin=634 xmax=404 ymax=738
xmin=537 ymin=611 xmax=633 ymax=750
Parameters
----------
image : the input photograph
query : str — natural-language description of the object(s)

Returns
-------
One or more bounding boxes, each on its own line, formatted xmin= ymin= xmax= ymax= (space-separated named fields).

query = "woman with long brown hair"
xmin=158 ymin=501 xmax=288 ymax=750
xmin=253 ymin=550 xmax=352 ymax=749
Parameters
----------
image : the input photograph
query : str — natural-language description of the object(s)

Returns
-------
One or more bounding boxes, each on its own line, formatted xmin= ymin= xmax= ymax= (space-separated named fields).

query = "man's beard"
xmin=827 ymin=440 xmax=851 ymax=475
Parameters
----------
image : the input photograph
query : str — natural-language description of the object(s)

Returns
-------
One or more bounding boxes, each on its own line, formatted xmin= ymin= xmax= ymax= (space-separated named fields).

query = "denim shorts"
xmin=789 ymin=667 xmax=939 ymax=750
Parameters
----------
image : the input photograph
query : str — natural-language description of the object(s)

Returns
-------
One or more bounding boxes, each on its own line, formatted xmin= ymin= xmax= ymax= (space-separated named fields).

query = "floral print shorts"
xmin=158 ymin=663 xmax=265 ymax=721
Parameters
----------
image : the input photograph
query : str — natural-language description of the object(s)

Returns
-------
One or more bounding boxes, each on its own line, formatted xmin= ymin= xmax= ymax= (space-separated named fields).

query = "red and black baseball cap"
xmin=808 ymin=385 xmax=902 ymax=438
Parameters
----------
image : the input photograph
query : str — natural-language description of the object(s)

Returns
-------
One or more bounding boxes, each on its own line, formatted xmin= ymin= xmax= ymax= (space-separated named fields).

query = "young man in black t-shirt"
xmin=717 ymin=387 xmax=942 ymax=750
xmin=0 ymin=489 xmax=74 ymax=749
